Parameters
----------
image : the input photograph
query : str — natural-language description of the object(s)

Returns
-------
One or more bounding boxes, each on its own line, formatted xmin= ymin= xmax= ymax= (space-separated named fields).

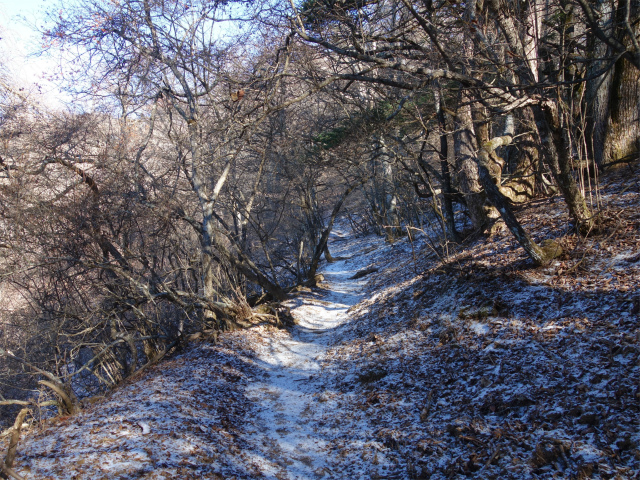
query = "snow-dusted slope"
xmin=12 ymin=228 xmax=388 ymax=480
xmin=9 ymin=178 xmax=640 ymax=480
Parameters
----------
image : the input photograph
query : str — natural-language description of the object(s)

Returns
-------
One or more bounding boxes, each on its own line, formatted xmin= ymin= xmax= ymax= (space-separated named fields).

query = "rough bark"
xmin=607 ymin=45 xmax=640 ymax=164
xmin=586 ymin=0 xmax=615 ymax=168
xmin=477 ymin=135 xmax=561 ymax=266
xmin=584 ymin=0 xmax=640 ymax=168
xmin=435 ymin=86 xmax=459 ymax=242
xmin=455 ymin=96 xmax=489 ymax=231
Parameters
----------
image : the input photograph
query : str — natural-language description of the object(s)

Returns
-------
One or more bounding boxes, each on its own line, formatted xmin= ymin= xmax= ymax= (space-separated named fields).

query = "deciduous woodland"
xmin=0 ymin=0 xmax=639 ymax=476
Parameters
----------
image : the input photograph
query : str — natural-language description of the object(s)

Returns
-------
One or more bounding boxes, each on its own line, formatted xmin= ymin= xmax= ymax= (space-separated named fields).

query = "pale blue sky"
xmin=1 ymin=0 xmax=68 ymax=106
xmin=2 ymin=0 xmax=49 ymax=16
xmin=1 ymin=0 xmax=50 ymax=39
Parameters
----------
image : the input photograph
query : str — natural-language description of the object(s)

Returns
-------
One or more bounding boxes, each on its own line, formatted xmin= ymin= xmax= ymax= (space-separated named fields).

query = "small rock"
xmin=577 ymin=412 xmax=599 ymax=425
xmin=357 ymin=368 xmax=388 ymax=384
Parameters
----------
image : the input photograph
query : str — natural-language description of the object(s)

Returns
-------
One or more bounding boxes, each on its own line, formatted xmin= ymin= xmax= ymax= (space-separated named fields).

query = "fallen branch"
xmin=0 ymin=400 xmax=57 ymax=409
xmin=38 ymin=380 xmax=80 ymax=415
xmin=1 ymin=467 xmax=25 ymax=480
xmin=350 ymin=267 xmax=379 ymax=280
xmin=1 ymin=408 xmax=29 ymax=480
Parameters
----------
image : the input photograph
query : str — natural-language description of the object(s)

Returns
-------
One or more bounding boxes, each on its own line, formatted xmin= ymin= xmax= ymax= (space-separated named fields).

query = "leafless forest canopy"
xmin=0 ymin=0 xmax=638 ymax=423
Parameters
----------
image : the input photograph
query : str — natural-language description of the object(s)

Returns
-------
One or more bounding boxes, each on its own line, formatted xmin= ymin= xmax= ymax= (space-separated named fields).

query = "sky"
xmin=1 ymin=0 xmax=261 ymax=110
xmin=0 ymin=0 xmax=69 ymax=107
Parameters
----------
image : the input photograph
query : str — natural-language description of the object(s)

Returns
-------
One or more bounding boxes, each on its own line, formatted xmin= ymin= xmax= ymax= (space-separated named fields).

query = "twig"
xmin=0 ymin=400 xmax=57 ymax=409
xmin=1 ymin=467 xmax=25 ymax=480
xmin=405 ymin=225 xmax=446 ymax=263
xmin=480 ymin=445 xmax=501 ymax=472
xmin=406 ymin=226 xmax=418 ymax=274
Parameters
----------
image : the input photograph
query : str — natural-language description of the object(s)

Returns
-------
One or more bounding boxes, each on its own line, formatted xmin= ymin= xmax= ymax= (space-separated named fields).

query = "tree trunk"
xmin=607 ymin=46 xmax=640 ymax=164
xmin=501 ymin=108 xmax=538 ymax=202
xmin=202 ymin=252 xmax=219 ymax=324
xmin=524 ymin=0 xmax=542 ymax=83
xmin=307 ymin=179 xmax=365 ymax=281
xmin=434 ymin=86 xmax=459 ymax=242
xmin=2 ymin=408 xmax=29 ymax=480
xmin=586 ymin=0 xmax=640 ymax=168
xmin=455 ymin=87 xmax=489 ymax=231
xmin=202 ymin=213 xmax=287 ymax=301
xmin=531 ymin=103 xmax=595 ymax=232
xmin=323 ymin=244 xmax=336 ymax=262
xmin=470 ymin=105 xmax=500 ymax=229
xmin=585 ymin=0 xmax=615 ymax=169
xmin=378 ymin=136 xmax=401 ymax=240
xmin=39 ymin=380 xmax=81 ymax=415
xmin=476 ymin=134 xmax=560 ymax=266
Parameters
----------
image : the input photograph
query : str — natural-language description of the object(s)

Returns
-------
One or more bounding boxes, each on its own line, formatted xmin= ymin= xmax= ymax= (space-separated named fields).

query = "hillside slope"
xmin=7 ymin=168 xmax=640 ymax=479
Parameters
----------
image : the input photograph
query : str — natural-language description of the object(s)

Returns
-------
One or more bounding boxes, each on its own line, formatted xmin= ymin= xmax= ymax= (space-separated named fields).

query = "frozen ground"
xmin=7 ymin=168 xmax=640 ymax=479
xmin=240 ymin=229 xmax=377 ymax=479
xmin=11 ymin=229 xmax=391 ymax=480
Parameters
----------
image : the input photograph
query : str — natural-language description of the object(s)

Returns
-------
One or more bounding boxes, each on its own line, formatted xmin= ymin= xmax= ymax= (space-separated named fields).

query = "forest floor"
xmin=7 ymin=165 xmax=640 ymax=480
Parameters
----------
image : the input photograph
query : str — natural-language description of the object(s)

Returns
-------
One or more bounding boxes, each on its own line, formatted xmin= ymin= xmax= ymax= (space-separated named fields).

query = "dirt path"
xmin=12 ymin=199 xmax=640 ymax=479
xmin=13 ymin=229 xmax=383 ymax=480
xmin=242 ymin=231 xmax=372 ymax=479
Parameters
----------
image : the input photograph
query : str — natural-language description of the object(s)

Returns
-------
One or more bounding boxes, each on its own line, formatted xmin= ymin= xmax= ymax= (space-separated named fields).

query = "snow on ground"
xmin=14 ymin=338 xmax=261 ymax=479
xmin=239 ymin=229 xmax=378 ymax=479
xmin=308 ymin=168 xmax=640 ymax=479
xmin=8 ymin=167 xmax=640 ymax=479
xmin=11 ymin=228 xmax=390 ymax=480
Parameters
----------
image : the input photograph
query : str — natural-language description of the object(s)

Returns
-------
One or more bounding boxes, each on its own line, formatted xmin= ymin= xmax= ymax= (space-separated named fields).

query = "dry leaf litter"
xmin=7 ymin=168 xmax=640 ymax=479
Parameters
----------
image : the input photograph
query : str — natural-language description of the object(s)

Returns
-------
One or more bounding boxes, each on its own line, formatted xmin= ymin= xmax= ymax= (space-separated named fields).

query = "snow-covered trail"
xmin=243 ymin=230 xmax=373 ymax=479
xmin=13 ymin=229 xmax=384 ymax=480
xmin=14 ymin=197 xmax=640 ymax=480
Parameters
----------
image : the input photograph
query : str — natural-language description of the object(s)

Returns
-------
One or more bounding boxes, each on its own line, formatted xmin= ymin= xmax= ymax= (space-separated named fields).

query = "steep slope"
xmin=298 ymin=170 xmax=640 ymax=479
